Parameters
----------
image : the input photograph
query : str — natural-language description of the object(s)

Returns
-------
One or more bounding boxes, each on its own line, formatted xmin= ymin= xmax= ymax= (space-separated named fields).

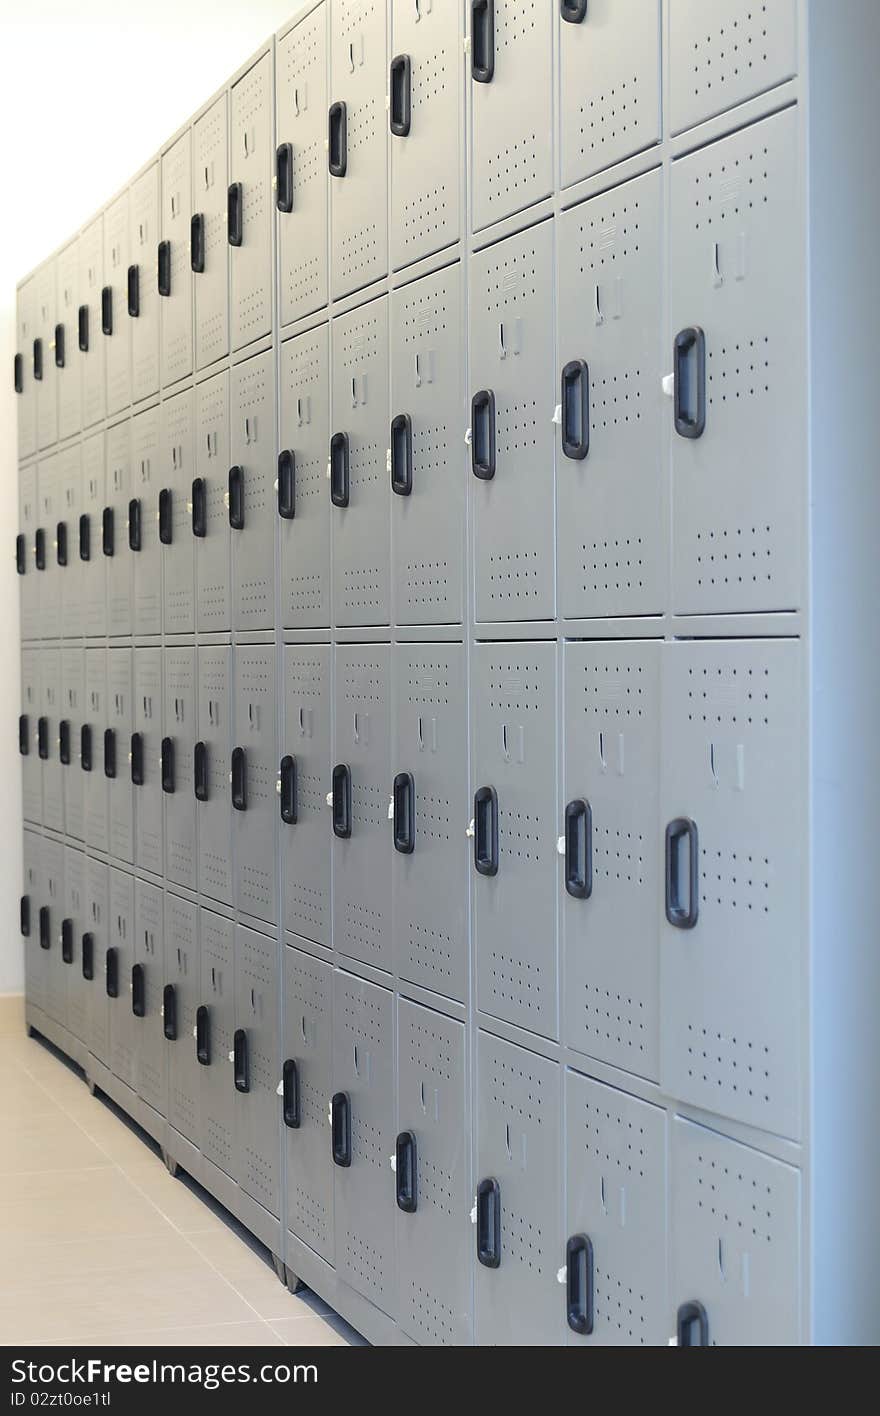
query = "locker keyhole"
xmin=712 ymin=241 xmax=723 ymax=288
xmin=505 ymin=1123 xmax=512 ymax=1158
xmin=718 ymin=1237 xmax=726 ymax=1280
xmin=177 ymin=947 xmax=182 ymax=969
xmin=353 ymin=1043 xmax=360 ymax=1075
xmin=417 ymin=715 xmax=424 ymax=751
xmin=710 ymin=741 xmax=718 ymax=785
xmin=599 ymin=730 xmax=606 ymax=770
xmin=250 ymin=988 xmax=256 ymax=1014
xmin=211 ymin=966 xmax=216 ymax=989
xmin=301 ymin=1015 xmax=307 ymax=1043
xmin=501 ymin=722 xmax=509 ymax=760
xmin=209 ymin=699 xmax=218 ymax=727
xmin=419 ymin=1081 xmax=426 ymax=1113
xmin=600 ymin=1175 xmax=608 ymax=1214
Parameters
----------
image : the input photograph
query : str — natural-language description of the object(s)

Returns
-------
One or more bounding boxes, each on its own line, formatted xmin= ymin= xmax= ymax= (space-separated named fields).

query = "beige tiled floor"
xmin=0 ymin=1001 xmax=365 ymax=1347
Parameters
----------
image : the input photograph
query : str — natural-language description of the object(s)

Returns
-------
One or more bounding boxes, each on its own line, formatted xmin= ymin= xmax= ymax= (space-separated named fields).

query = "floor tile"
xmin=0 ymin=1114 xmax=114 ymax=1174
xmin=268 ymin=1314 xmax=359 ymax=1347
xmin=25 ymin=1320 xmax=284 ymax=1348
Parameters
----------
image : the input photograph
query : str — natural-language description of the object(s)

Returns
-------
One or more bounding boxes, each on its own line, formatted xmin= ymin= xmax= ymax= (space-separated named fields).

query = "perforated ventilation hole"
xmin=286 ymin=880 xmax=328 ymax=936
xmin=582 ymin=660 xmax=644 ymax=719
xmin=489 ymin=951 xmax=544 ymax=1015
xmin=693 ymin=147 xmax=770 ymax=230
xmin=405 ymin=664 xmax=450 ymax=708
xmin=338 ymin=0 xmax=375 ymax=39
xmin=692 ymin=1147 xmax=776 ymax=1242
xmin=345 ymin=1229 xmax=388 ymax=1299
xmin=342 ymin=899 xmax=386 ymax=960
xmin=499 ymin=808 xmax=541 ymax=864
xmin=699 ymin=847 xmax=771 ymax=915
xmin=689 ymin=4 xmax=772 ymax=103
xmin=349 ymin=438 xmax=382 ymax=488
xmin=406 ymin=1282 xmax=456 ymax=1345
xmin=581 ymin=538 xmax=645 ymax=596
xmin=484 ymin=247 xmax=538 ymax=315
xmin=405 ymin=922 xmax=454 ymax=983
xmin=594 ymin=826 xmax=645 ymax=887
xmin=404 ymin=1016 xmax=454 ymax=1080
xmin=687 ymin=1024 xmax=772 ymax=1107
xmin=488 ymin=551 xmax=540 ymax=605
xmin=685 ymin=663 xmax=771 ymax=727
xmin=577 ymin=201 xmax=640 ymax=273
xmin=343 ymin=665 xmax=385 ymax=704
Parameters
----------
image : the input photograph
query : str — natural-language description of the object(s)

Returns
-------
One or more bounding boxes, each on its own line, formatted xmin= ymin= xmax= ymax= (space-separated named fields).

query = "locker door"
xmin=22 ymin=831 xmax=44 ymax=1013
xmin=668 ymin=0 xmax=797 ymax=136
xmin=84 ymin=647 xmax=109 ymax=854
xmin=195 ymin=369 xmax=231 ymax=634
xmin=279 ymin=325 xmax=330 ymax=629
xmin=470 ymin=0 xmax=552 ymax=232
xmin=193 ymin=94 xmax=229 ymax=370
xmin=131 ymin=405 xmax=162 ymax=637
xmin=106 ymin=418 xmax=133 ymax=637
xmin=56 ymin=238 xmax=82 ymax=441
xmin=42 ymin=838 xmax=65 ymax=1027
xmin=471 ymin=222 xmax=556 ymax=622
xmin=15 ymin=278 xmax=37 ymax=461
xmin=333 ymin=645 xmax=391 ymax=971
xmin=390 ymin=0 xmax=461 ymax=270
xmin=133 ymin=647 xmax=163 ymax=877
xmin=79 ymin=214 xmax=106 ymax=430
xmin=20 ymin=650 xmax=42 ymax=825
xmin=199 ymin=909 xmax=236 ymax=1179
xmin=472 ymin=641 xmax=558 ymax=1039
xmin=329 ymin=0 xmax=388 ymax=299
xmin=58 ymin=444 xmax=83 ymax=641
xmin=130 ymin=163 xmax=160 ymax=404
xmin=103 ymin=189 xmax=132 ymax=416
xmin=277 ymin=5 xmax=329 ymax=324
xmin=230 ymin=53 xmax=273 ymax=351
xmin=565 ymin=1070 xmax=668 ymax=1346
xmin=61 ymin=646 xmax=86 ymax=842
xmin=332 ymin=970 xmax=395 ymax=1315
xmin=233 ymin=646 xmax=277 ymax=925
xmin=390 ymin=264 xmax=465 ymax=626
xmin=107 ymin=647 xmax=134 ymax=865
xmin=392 ymin=644 xmax=468 ymax=1002
xmin=563 ymin=641 xmax=661 ymax=1081
xmin=660 ymin=639 xmax=804 ymax=1141
xmin=18 ymin=462 xmax=39 ymax=642
xmin=475 ymin=1031 xmax=562 ymax=1345
xmin=231 ymin=350 xmax=276 ymax=631
xmin=165 ymin=892 xmax=200 ymax=1138
xmin=107 ymin=868 xmax=136 ymax=1087
xmin=282 ymin=646 xmax=331 ymax=947
xmin=197 ymin=646 xmax=233 ymax=906
xmin=134 ymin=878 xmax=166 ymax=1116
xmin=163 ymin=647 xmax=197 ymax=891
xmin=160 ymin=387 xmax=195 ymax=633
xmin=85 ymin=859 xmax=110 ymax=1063
xmin=160 ymin=130 xmax=193 ymax=387
xmin=37 ymin=452 xmax=61 ymax=641
xmin=64 ymin=847 xmax=88 ymax=1044
xmin=34 ymin=260 xmax=58 ymax=452
xmin=557 ymin=171 xmax=664 ymax=619
xmin=82 ymin=430 xmax=107 ymax=637
xmin=330 ymin=296 xmax=390 ymax=627
xmin=41 ymin=648 xmax=64 ymax=836
xmin=282 ymin=944 xmax=334 ymax=1263
xmin=670 ymin=108 xmax=805 ymax=615
xmin=396 ymin=999 xmax=470 ymax=1346
xmin=671 ymin=1117 xmax=801 ymax=1346
xmin=234 ymin=925 xmax=280 ymax=1217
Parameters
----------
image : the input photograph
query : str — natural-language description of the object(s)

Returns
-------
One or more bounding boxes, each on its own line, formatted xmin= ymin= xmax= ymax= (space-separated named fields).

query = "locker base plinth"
xmin=272 ymin=1253 xmax=287 ymax=1286
xmin=284 ymin=1230 xmax=415 ymax=1347
xmin=285 ymin=1269 xmax=305 ymax=1296
xmin=162 ymin=1148 xmax=180 ymax=1178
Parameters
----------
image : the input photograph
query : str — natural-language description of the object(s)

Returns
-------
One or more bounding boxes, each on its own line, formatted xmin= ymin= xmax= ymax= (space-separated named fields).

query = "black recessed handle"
xmin=158 ymin=487 xmax=173 ymax=545
xmin=665 ymin=817 xmax=699 ymax=929
xmin=471 ymin=390 xmax=496 ymax=479
xmin=561 ymin=0 xmax=588 ymax=20
xmin=106 ymin=946 xmax=119 ymax=997
xmin=677 ymin=1300 xmax=709 ymax=1347
xmin=231 ymin=747 xmax=247 ymax=812
xmin=282 ymin=1058 xmax=300 ymax=1128
xmin=131 ymin=962 xmax=145 ymax=1017
xmin=561 ymin=359 xmax=590 ymax=460
xmin=16 ymin=533 xmax=26 ymax=575
xmin=82 ymin=931 xmax=94 ymax=980
xmin=194 ymin=741 xmax=209 ymax=802
xmin=395 ymin=1130 xmax=418 ymax=1213
xmin=127 ymin=263 xmax=140 ymax=317
xmin=14 ymin=352 xmax=23 ymax=393
xmin=329 ymin=433 xmax=349 ymax=508
xmin=474 ymin=786 xmax=499 ymax=877
xmin=196 ymin=1004 xmax=210 ymax=1065
xmin=228 ymin=466 xmax=244 ymax=530
xmin=78 ymin=303 xmax=89 ymax=352
xmin=190 ymin=213 xmax=205 ymax=273
xmin=104 ymin=727 xmax=117 ymax=779
xmin=33 ymin=337 xmax=43 ymax=382
xmin=191 ymin=478 xmax=207 ymax=538
xmin=101 ymin=285 xmax=113 ymax=336
xmin=673 ymin=327 xmax=706 ymax=439
xmin=390 ymin=413 xmax=413 ymax=496
xmin=566 ymin=1234 xmax=594 ymax=1335
xmin=61 ymin=918 xmax=74 ymax=965
xmin=59 ymin=720 xmax=71 ymax=766
xmin=20 ymin=895 xmax=31 ymax=937
xmin=80 ymin=723 xmax=92 ymax=773
xmin=276 ymin=143 xmax=294 ymax=213
xmin=476 ymin=1177 xmax=501 ymax=1267
xmin=161 ymin=737 xmax=175 ymax=794
xmin=328 ymin=102 xmax=347 ymax=177
xmin=102 ymin=505 xmax=114 ymax=557
xmin=331 ymin=1091 xmax=351 ymax=1166
xmin=54 ymin=323 xmax=65 ymax=368
xmin=18 ymin=714 xmax=29 ymax=757
xmin=128 ymin=498 xmax=141 ymax=552
xmin=39 ymin=905 xmax=51 ymax=951
xmin=280 ymin=755 xmax=297 ymax=825
xmin=157 ymin=240 xmax=171 ymax=296
xmin=37 ymin=716 xmax=49 ymax=760
xmin=227 ymin=183 xmax=243 ymax=247
xmin=389 ymin=54 xmax=412 ymax=137
xmin=56 ymin=520 xmax=68 ymax=566
xmin=393 ymin=772 xmax=415 ymax=855
xmin=564 ymin=798 xmax=592 ymax=900
xmin=35 ymin=528 xmax=46 ymax=571
xmin=332 ymin=763 xmax=351 ymax=839
xmin=233 ymin=1027 xmax=249 ymax=1091
xmin=277 ymin=450 xmax=295 ymax=520
xmin=163 ymin=983 xmax=178 ymax=1040
xmin=130 ymin=731 xmax=144 ymax=786
xmin=472 ymin=0 xmax=495 ymax=83
xmin=79 ymin=513 xmax=91 ymax=561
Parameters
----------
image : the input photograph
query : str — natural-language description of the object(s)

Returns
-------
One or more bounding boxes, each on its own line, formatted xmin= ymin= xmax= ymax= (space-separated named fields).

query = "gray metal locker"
xmin=234 ymin=924 xmax=281 ymax=1217
xmin=20 ymin=649 xmax=41 ymax=825
xmin=470 ymin=0 xmax=553 ymax=233
xmin=193 ymin=94 xmax=229 ymax=370
xmin=79 ymin=214 xmax=106 ymax=430
xmin=85 ymin=858 xmax=110 ymax=1064
xmin=231 ymin=349 xmax=276 ymax=632
xmin=557 ymin=170 xmax=664 ymax=620
xmin=133 ymin=647 xmax=163 ymax=877
xmin=131 ymin=404 xmax=162 ymax=637
xmin=40 ymin=648 xmax=64 ymax=836
xmin=84 ymin=647 xmax=109 ymax=854
xmin=15 ymin=278 xmax=37 ymax=462
xmin=103 ymin=189 xmax=132 ymax=417
xmin=106 ymin=417 xmax=133 ymax=637
xmin=390 ymin=264 xmax=465 ymax=626
xmin=196 ymin=646 xmax=233 ymax=906
xmin=82 ymin=430 xmax=107 ymax=637
xmin=56 ymin=238 xmax=82 ymax=441
xmin=108 ymin=867 xmax=136 ymax=1088
xmin=107 ymin=647 xmax=134 ymax=865
xmin=562 ymin=640 xmax=662 ymax=1081
xmin=277 ymin=5 xmax=329 ymax=324
xmin=58 ymin=443 xmax=83 ymax=641
xmin=165 ymin=891 xmax=200 ymax=1138
xmin=333 ymin=644 xmax=391 ymax=970
xmin=22 ymin=831 xmax=44 ymax=1016
xmin=160 ymin=386 xmax=195 ymax=634
xmin=668 ymin=0 xmax=798 ymax=136
xmin=331 ymin=296 xmax=390 ymax=627
xmin=282 ymin=942 xmax=334 ymax=1264
xmin=670 ymin=1116 xmax=801 ymax=1346
xmin=279 ymin=325 xmax=330 ymax=629
xmin=332 ymin=969 xmax=396 ymax=1315
xmin=392 ymin=644 xmax=468 ymax=1002
xmin=61 ymin=646 xmax=85 ymax=842
xmin=64 ymin=846 xmax=88 ymax=1044
xmin=396 ymin=998 xmax=470 ymax=1346
xmin=37 ymin=451 xmax=61 ymax=641
xmin=565 ymin=1070 xmax=668 ymax=1346
xmin=194 ymin=369 xmax=231 ymax=633
xmin=18 ymin=462 xmax=39 ymax=642
xmin=230 ymin=53 xmax=274 ymax=351
xmin=160 ymin=130 xmax=193 ymax=388
xmin=134 ymin=878 xmax=166 ymax=1117
xmin=130 ymin=163 xmax=161 ymax=404
xmin=670 ymin=106 xmax=805 ymax=615
xmin=328 ymin=0 xmax=388 ymax=299
xmin=198 ymin=908 xmax=236 ymax=1177
xmin=33 ymin=260 xmax=58 ymax=453
xmin=163 ymin=646 xmax=197 ymax=891
xmin=472 ymin=640 xmax=558 ymax=1039
xmin=660 ymin=638 xmax=804 ymax=1142
xmin=41 ymin=837 xmax=65 ymax=1028
xmin=282 ymin=645 xmax=331 ymax=947
xmin=470 ymin=221 xmax=556 ymax=622
xmin=474 ymin=1030 xmax=562 ymax=1345
xmin=233 ymin=645 xmax=278 ymax=925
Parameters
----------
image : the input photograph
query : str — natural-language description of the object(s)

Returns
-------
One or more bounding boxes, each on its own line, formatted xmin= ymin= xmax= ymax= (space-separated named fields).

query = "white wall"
xmin=0 ymin=0 xmax=301 ymax=993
